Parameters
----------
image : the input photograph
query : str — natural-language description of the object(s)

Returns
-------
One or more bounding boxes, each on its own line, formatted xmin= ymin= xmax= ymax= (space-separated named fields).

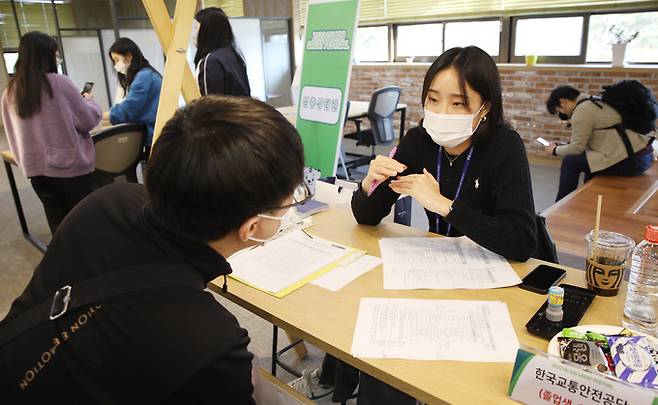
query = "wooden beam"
xmin=142 ymin=0 xmax=200 ymax=147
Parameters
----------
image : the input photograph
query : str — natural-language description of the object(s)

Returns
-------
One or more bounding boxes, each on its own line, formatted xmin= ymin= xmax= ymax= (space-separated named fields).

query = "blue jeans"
xmin=556 ymin=148 xmax=654 ymax=201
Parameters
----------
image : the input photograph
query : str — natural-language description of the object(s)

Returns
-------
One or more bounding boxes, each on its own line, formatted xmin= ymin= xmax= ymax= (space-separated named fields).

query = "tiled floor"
xmin=0 ymin=135 xmax=565 ymax=403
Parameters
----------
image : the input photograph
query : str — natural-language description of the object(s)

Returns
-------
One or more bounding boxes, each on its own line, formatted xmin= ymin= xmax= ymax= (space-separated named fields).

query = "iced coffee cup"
xmin=585 ymin=230 xmax=635 ymax=296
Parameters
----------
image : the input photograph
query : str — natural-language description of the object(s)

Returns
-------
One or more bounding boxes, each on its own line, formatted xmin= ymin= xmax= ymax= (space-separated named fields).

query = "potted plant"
xmin=608 ymin=25 xmax=639 ymax=67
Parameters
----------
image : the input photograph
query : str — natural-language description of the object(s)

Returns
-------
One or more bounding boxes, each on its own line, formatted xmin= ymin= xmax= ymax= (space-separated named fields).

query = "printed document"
xmin=228 ymin=230 xmax=355 ymax=296
xmin=312 ymin=255 xmax=381 ymax=291
xmin=350 ymin=298 xmax=519 ymax=362
xmin=379 ymin=237 xmax=522 ymax=290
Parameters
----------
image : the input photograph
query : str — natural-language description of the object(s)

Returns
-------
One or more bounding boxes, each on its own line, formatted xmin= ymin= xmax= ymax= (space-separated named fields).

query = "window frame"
xmin=354 ymin=24 xmax=392 ymax=63
xmin=585 ymin=7 xmax=658 ymax=65
xmin=392 ymin=17 xmax=504 ymax=63
xmin=510 ymin=13 xmax=588 ymax=64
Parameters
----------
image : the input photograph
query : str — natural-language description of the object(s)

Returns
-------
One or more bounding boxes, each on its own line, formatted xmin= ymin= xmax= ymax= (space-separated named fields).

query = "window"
xmin=354 ymin=26 xmax=388 ymax=63
xmin=4 ymin=52 xmax=18 ymax=74
xmin=0 ymin=3 xmax=20 ymax=48
xmin=13 ymin=1 xmax=58 ymax=37
xmin=513 ymin=16 xmax=584 ymax=61
xmin=396 ymin=23 xmax=443 ymax=59
xmin=444 ymin=20 xmax=501 ymax=57
xmin=587 ymin=11 xmax=658 ymax=63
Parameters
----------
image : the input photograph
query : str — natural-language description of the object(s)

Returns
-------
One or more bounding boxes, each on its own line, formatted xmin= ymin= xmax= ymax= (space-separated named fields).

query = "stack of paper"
xmin=379 ymin=237 xmax=522 ymax=290
xmin=350 ymin=298 xmax=520 ymax=362
xmin=228 ymin=230 xmax=361 ymax=297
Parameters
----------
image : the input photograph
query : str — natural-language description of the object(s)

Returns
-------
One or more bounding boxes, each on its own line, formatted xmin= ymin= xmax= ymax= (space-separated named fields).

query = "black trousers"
xmin=320 ymin=355 xmax=415 ymax=405
xmin=556 ymin=147 xmax=654 ymax=201
xmin=30 ymin=173 xmax=95 ymax=234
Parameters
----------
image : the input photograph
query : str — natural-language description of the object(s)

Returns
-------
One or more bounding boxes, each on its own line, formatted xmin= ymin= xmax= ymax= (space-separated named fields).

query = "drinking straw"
xmin=594 ymin=195 xmax=603 ymax=243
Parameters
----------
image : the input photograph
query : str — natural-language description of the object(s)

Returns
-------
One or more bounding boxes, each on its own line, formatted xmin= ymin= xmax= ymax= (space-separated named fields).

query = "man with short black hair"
xmin=0 ymin=96 xmax=305 ymax=403
xmin=545 ymin=84 xmax=654 ymax=201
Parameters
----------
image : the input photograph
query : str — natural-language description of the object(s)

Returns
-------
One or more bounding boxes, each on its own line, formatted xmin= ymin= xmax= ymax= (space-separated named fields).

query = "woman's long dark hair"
xmin=421 ymin=46 xmax=507 ymax=143
xmin=193 ymin=7 xmax=246 ymax=71
xmin=8 ymin=32 xmax=58 ymax=119
xmin=108 ymin=38 xmax=159 ymax=93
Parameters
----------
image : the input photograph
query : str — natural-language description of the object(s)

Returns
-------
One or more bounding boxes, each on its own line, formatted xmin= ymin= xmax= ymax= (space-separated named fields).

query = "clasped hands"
xmin=362 ymin=155 xmax=453 ymax=217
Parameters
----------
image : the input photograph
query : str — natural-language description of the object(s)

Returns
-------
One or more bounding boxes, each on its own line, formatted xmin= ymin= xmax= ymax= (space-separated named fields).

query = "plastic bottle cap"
xmin=645 ymin=225 xmax=658 ymax=243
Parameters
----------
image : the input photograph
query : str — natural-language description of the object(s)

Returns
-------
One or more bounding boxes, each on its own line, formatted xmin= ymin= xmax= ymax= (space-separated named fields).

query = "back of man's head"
xmin=145 ymin=95 xmax=305 ymax=242
xmin=546 ymin=85 xmax=581 ymax=115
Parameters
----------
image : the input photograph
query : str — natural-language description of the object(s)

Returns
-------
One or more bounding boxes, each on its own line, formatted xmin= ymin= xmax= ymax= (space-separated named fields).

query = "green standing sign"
xmin=296 ymin=0 xmax=359 ymax=177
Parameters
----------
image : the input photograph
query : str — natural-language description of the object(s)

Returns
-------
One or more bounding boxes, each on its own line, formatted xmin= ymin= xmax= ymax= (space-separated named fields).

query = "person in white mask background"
xmin=352 ymin=46 xmax=537 ymax=263
xmin=106 ymin=38 xmax=162 ymax=152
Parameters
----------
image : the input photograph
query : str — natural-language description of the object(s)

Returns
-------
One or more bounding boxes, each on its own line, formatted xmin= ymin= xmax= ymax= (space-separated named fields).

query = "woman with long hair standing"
xmin=2 ymin=32 xmax=101 ymax=234
xmin=107 ymin=37 xmax=162 ymax=149
xmin=193 ymin=7 xmax=250 ymax=97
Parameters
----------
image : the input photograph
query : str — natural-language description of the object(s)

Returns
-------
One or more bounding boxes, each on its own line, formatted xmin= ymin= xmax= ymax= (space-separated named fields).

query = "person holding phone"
xmin=1 ymin=32 xmax=101 ymax=234
xmin=193 ymin=7 xmax=250 ymax=97
xmin=106 ymin=38 xmax=162 ymax=150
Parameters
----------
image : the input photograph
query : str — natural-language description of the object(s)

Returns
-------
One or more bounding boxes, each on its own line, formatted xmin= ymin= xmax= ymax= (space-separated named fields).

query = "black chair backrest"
xmin=367 ymin=86 xmax=401 ymax=145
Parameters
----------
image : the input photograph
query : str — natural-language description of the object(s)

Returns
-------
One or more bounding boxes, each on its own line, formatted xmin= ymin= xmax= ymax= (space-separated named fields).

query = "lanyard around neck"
xmin=435 ymin=146 xmax=473 ymax=236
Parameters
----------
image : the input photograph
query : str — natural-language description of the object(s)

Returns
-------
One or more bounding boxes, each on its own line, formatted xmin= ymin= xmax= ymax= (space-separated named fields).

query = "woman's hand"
xmin=82 ymin=92 xmax=93 ymax=100
xmin=389 ymin=169 xmax=452 ymax=216
xmin=361 ymin=155 xmax=407 ymax=194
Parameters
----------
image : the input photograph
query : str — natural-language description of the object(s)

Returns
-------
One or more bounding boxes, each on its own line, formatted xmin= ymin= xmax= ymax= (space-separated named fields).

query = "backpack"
xmin=600 ymin=80 xmax=658 ymax=135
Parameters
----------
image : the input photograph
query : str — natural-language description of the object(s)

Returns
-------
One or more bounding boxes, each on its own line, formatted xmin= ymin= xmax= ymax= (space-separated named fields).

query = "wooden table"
xmin=277 ymin=101 xmax=408 ymax=139
xmin=208 ymin=209 xmax=628 ymax=405
xmin=543 ymin=163 xmax=658 ymax=258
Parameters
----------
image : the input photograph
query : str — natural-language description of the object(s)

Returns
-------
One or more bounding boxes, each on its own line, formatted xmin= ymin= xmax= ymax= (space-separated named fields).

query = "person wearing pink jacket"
xmin=2 ymin=32 xmax=101 ymax=234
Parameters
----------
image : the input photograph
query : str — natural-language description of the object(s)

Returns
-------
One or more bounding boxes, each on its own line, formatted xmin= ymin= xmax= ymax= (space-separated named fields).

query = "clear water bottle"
xmin=623 ymin=225 xmax=658 ymax=336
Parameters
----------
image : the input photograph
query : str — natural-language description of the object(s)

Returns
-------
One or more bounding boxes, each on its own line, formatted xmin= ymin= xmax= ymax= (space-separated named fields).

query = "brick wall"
xmin=348 ymin=64 xmax=658 ymax=156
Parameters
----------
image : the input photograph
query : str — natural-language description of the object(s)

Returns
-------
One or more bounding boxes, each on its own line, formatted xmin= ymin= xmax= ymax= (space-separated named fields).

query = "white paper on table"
xmin=311 ymin=255 xmax=381 ymax=291
xmin=350 ymin=298 xmax=520 ymax=362
xmin=379 ymin=237 xmax=522 ymax=290
xmin=228 ymin=230 xmax=353 ymax=294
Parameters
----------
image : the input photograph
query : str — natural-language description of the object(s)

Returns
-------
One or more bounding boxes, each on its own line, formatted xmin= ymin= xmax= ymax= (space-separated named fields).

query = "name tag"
xmin=508 ymin=346 xmax=658 ymax=405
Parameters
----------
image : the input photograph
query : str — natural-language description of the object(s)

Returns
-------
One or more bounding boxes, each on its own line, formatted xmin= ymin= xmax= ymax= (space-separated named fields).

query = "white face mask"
xmin=247 ymin=209 xmax=295 ymax=244
xmin=113 ymin=59 xmax=129 ymax=75
xmin=191 ymin=20 xmax=200 ymax=47
xmin=423 ymin=104 xmax=485 ymax=148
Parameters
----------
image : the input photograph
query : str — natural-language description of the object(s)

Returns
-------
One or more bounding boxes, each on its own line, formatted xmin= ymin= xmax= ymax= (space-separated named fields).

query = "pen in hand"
xmin=367 ymin=146 xmax=398 ymax=197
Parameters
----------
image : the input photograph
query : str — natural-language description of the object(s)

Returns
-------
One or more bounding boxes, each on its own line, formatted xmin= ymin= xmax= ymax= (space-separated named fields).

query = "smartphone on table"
xmin=81 ymin=81 xmax=94 ymax=95
xmin=519 ymin=264 xmax=567 ymax=294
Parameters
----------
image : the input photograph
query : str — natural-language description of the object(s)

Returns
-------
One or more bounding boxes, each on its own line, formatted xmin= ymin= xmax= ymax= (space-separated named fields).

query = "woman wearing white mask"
xmin=106 ymin=38 xmax=162 ymax=150
xmin=352 ymin=46 xmax=537 ymax=263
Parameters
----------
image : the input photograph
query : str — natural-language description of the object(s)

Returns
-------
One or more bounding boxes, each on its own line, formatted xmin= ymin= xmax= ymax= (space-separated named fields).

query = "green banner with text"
xmin=296 ymin=0 xmax=359 ymax=177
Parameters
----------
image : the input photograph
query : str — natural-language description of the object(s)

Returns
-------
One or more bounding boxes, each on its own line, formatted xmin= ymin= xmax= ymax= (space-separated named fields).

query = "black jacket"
xmin=352 ymin=125 xmax=537 ymax=262
xmin=198 ymin=47 xmax=251 ymax=97
xmin=0 ymin=183 xmax=255 ymax=404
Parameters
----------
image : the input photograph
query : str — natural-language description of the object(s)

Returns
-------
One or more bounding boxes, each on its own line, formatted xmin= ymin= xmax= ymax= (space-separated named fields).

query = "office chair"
xmin=92 ymin=123 xmax=146 ymax=188
xmin=343 ymin=86 xmax=401 ymax=176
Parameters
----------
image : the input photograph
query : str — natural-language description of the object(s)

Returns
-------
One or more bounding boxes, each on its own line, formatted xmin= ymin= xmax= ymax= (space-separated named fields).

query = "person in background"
xmin=106 ymin=38 xmax=162 ymax=150
xmin=193 ymin=7 xmax=250 ymax=97
xmin=545 ymin=85 xmax=654 ymax=201
xmin=293 ymin=46 xmax=538 ymax=404
xmin=0 ymin=96 xmax=306 ymax=403
xmin=1 ymin=31 xmax=101 ymax=234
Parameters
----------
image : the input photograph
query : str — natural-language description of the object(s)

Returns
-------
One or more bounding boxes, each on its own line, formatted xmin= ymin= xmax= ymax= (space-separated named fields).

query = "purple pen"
xmin=367 ymin=146 xmax=398 ymax=197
